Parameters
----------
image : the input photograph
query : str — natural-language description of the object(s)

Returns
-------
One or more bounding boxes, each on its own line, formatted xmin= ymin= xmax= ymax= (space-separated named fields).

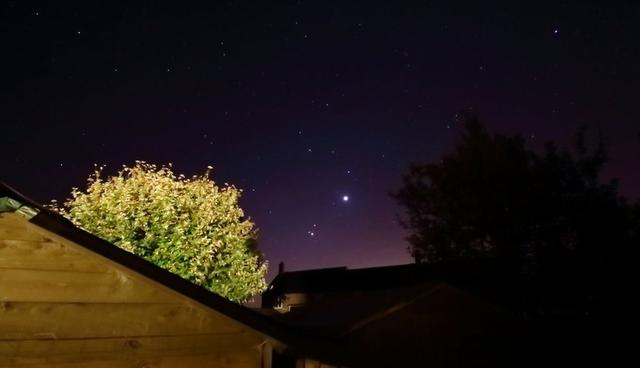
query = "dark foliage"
xmin=392 ymin=113 xmax=639 ymax=317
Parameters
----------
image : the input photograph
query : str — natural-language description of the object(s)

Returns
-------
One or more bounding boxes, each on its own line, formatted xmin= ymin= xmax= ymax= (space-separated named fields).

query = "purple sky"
xmin=3 ymin=1 xmax=638 ymax=281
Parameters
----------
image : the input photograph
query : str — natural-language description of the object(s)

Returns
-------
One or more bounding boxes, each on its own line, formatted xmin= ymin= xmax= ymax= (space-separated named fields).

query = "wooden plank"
xmin=0 ymin=302 xmax=244 ymax=339
xmin=0 ymin=225 xmax=47 ymax=242
xmin=0 ymin=213 xmax=48 ymax=243
xmin=0 ymin=333 xmax=263 ymax=366
xmin=261 ymin=342 xmax=273 ymax=368
xmin=0 ymin=212 xmax=30 ymax=228
xmin=0 ymin=239 xmax=109 ymax=273
xmin=0 ymin=352 xmax=260 ymax=368
xmin=0 ymin=269 xmax=177 ymax=303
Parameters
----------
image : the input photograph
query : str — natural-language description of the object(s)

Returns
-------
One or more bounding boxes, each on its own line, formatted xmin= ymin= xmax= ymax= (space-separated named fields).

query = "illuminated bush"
xmin=54 ymin=161 xmax=267 ymax=302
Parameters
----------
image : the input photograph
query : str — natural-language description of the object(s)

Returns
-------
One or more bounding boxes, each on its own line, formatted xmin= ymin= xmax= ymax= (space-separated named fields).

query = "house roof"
xmin=265 ymin=262 xmax=520 ymax=340
xmin=263 ymin=259 xmax=517 ymax=308
xmin=0 ymin=181 xmax=331 ymax=356
xmin=277 ymin=282 xmax=445 ymax=335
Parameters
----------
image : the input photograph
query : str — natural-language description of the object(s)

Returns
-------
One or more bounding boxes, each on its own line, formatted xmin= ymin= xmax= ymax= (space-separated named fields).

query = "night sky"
xmin=3 ymin=1 xmax=639 ymax=280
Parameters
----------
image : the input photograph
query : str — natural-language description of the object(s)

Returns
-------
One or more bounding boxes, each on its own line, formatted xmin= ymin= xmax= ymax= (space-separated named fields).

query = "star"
xmin=342 ymin=195 xmax=350 ymax=202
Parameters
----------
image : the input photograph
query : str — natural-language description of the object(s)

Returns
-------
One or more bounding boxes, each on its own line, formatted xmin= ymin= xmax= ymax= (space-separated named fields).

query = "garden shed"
xmin=0 ymin=183 xmax=325 ymax=367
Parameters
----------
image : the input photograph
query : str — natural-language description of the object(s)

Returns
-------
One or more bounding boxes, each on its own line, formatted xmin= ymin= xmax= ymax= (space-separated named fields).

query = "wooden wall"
xmin=0 ymin=212 xmax=267 ymax=367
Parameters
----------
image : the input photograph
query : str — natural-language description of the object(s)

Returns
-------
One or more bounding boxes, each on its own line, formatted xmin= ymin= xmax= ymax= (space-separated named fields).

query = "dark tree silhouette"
xmin=392 ymin=114 xmax=638 ymax=316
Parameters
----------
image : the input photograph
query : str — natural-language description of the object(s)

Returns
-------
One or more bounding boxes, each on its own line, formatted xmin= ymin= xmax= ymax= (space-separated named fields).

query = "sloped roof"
xmin=264 ymin=259 xmax=517 ymax=309
xmin=0 ymin=181 xmax=328 ymax=355
xmin=276 ymin=282 xmax=445 ymax=336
